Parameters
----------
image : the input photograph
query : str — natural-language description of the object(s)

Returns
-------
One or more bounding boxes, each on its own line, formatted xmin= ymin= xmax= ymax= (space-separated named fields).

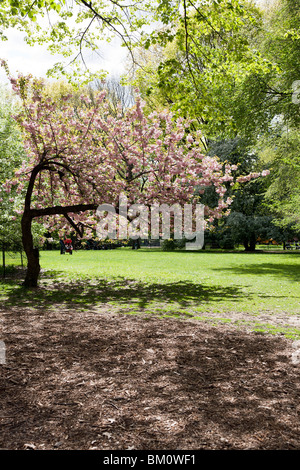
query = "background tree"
xmin=128 ymin=0 xmax=272 ymax=146
xmin=201 ymin=138 xmax=273 ymax=251
xmin=0 ymin=83 xmax=44 ymax=274
xmin=258 ymin=126 xmax=300 ymax=232
xmin=128 ymin=0 xmax=299 ymax=239
xmin=229 ymin=0 xmax=300 ymax=142
xmin=92 ymin=77 xmax=135 ymax=117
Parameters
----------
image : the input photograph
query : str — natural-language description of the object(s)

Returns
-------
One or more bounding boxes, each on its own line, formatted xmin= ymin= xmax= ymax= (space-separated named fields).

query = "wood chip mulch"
xmin=0 ymin=304 xmax=300 ymax=451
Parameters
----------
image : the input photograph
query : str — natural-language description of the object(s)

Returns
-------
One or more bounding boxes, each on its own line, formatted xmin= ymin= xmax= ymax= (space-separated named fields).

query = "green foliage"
xmin=129 ymin=0 xmax=300 ymax=147
xmin=260 ymin=126 xmax=300 ymax=231
xmin=230 ymin=0 xmax=300 ymax=140
xmin=0 ymin=85 xmax=25 ymax=250
xmin=203 ymin=137 xmax=294 ymax=250
xmin=161 ymin=238 xmax=176 ymax=251
xmin=0 ymin=85 xmax=45 ymax=251
xmin=130 ymin=0 xmax=269 ymax=143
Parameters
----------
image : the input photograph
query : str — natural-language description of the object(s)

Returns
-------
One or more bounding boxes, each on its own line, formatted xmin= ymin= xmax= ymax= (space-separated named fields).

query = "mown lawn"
xmin=1 ymin=248 xmax=300 ymax=338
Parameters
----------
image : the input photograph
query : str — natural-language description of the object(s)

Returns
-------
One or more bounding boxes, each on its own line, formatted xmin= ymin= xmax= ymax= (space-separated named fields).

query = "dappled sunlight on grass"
xmin=2 ymin=275 xmax=246 ymax=311
xmin=1 ymin=248 xmax=300 ymax=338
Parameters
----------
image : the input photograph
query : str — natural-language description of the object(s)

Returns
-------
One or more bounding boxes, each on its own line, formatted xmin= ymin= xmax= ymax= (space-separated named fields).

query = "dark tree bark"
xmin=243 ymin=233 xmax=256 ymax=252
xmin=249 ymin=234 xmax=256 ymax=252
xmin=20 ymin=161 xmax=125 ymax=287
xmin=21 ymin=165 xmax=42 ymax=287
xmin=21 ymin=201 xmax=99 ymax=287
xmin=21 ymin=210 xmax=40 ymax=287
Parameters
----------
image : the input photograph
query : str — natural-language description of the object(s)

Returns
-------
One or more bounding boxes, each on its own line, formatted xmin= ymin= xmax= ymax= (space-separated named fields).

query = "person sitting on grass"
xmin=59 ymin=239 xmax=65 ymax=255
xmin=64 ymin=238 xmax=73 ymax=254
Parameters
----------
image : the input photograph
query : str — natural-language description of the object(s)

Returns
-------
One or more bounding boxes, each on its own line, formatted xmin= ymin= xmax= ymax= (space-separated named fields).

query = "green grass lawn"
xmin=1 ymin=247 xmax=300 ymax=338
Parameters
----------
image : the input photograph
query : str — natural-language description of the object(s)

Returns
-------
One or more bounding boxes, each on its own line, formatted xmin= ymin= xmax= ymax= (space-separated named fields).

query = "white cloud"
xmin=0 ymin=29 xmax=58 ymax=82
xmin=0 ymin=27 xmax=127 ymax=85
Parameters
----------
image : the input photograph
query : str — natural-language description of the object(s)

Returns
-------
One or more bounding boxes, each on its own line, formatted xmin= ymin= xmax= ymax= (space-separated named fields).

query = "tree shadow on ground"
xmin=211 ymin=262 xmax=300 ymax=283
xmin=1 ymin=268 xmax=249 ymax=313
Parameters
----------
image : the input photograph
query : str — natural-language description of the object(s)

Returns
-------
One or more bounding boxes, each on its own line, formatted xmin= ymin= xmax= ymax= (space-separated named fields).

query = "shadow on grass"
xmin=1 ymin=268 xmax=248 ymax=314
xmin=211 ymin=262 xmax=300 ymax=283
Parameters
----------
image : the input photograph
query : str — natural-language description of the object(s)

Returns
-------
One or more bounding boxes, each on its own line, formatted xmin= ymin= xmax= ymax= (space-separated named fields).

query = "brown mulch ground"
xmin=0 ymin=303 xmax=300 ymax=451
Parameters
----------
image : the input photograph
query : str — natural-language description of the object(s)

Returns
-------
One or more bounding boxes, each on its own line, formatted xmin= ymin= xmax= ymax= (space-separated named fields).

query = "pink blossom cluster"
xmin=236 ymin=170 xmax=270 ymax=183
xmin=5 ymin=74 xmax=269 ymax=235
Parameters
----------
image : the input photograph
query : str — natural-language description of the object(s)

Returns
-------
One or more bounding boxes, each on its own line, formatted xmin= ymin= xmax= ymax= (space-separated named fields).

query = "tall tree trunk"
xmin=243 ymin=234 xmax=256 ymax=252
xmin=249 ymin=234 xmax=256 ymax=252
xmin=21 ymin=211 xmax=40 ymax=287
xmin=2 ymin=244 xmax=5 ymax=279
xmin=243 ymin=239 xmax=249 ymax=251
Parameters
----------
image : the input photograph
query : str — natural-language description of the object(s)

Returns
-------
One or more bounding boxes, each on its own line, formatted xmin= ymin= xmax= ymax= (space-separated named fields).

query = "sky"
xmin=0 ymin=25 xmax=128 ymax=85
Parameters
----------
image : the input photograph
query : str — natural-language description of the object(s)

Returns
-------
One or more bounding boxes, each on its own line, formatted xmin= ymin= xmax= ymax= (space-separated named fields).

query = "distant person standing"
xmin=59 ymin=239 xmax=65 ymax=254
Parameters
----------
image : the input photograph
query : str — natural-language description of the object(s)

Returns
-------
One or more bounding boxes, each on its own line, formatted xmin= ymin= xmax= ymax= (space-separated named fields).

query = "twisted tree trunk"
xmin=21 ymin=198 xmax=98 ymax=287
xmin=21 ymin=210 xmax=40 ymax=288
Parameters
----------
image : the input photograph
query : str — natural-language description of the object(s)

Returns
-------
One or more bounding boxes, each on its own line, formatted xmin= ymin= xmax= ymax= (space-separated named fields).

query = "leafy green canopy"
xmin=129 ymin=0 xmax=300 ymax=146
xmin=259 ymin=127 xmax=300 ymax=231
xmin=231 ymin=0 xmax=300 ymax=140
xmin=140 ymin=0 xmax=272 ymax=140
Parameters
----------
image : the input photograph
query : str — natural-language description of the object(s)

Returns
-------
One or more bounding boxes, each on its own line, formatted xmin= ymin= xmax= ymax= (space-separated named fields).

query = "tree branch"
xmin=64 ymin=213 xmax=85 ymax=237
xmin=30 ymin=203 xmax=98 ymax=219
